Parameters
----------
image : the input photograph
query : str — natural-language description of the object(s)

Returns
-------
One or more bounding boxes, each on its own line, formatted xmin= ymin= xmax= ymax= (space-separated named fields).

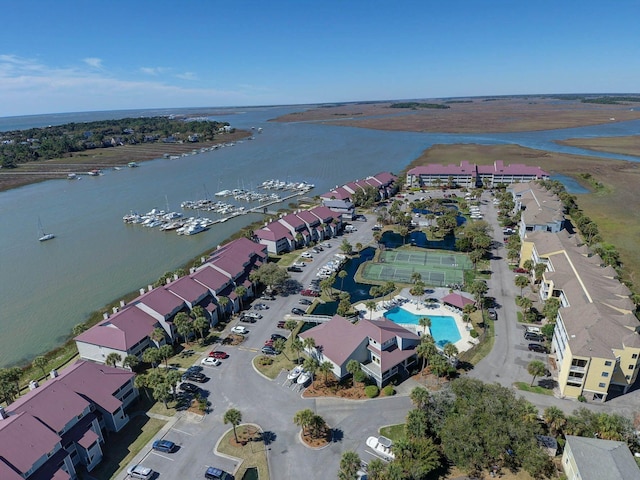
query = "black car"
xmin=179 ymin=382 xmax=199 ymax=394
xmin=186 ymin=365 xmax=203 ymax=374
xmin=291 ymin=307 xmax=306 ymax=315
xmin=524 ymin=332 xmax=545 ymax=342
xmin=299 ymin=298 xmax=312 ymax=305
xmin=240 ymin=316 xmax=257 ymax=323
xmin=287 ymin=266 xmax=302 ymax=273
xmin=183 ymin=372 xmax=208 ymax=383
xmin=271 ymin=333 xmax=287 ymax=341
xmin=528 ymin=343 xmax=547 ymax=353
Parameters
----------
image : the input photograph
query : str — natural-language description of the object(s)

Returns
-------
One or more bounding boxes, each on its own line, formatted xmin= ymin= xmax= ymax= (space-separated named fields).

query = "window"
xmin=598 ymin=383 xmax=606 ymax=388
xmin=601 ymin=372 xmax=609 ymax=377
xmin=604 ymin=361 xmax=612 ymax=366
xmin=633 ymin=354 xmax=638 ymax=359
xmin=629 ymin=365 xmax=635 ymax=370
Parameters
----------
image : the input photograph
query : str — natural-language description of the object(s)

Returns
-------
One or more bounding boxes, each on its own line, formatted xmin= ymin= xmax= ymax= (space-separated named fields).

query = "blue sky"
xmin=1 ymin=0 xmax=639 ymax=116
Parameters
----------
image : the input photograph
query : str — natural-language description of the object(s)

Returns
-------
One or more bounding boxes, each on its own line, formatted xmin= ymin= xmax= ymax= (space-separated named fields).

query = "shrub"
xmin=353 ymin=370 xmax=367 ymax=384
xmin=578 ymin=395 xmax=586 ymax=403
xmin=470 ymin=329 xmax=479 ymax=338
xmin=365 ymin=385 xmax=379 ymax=398
xmin=382 ymin=385 xmax=395 ymax=396
xmin=258 ymin=356 xmax=273 ymax=366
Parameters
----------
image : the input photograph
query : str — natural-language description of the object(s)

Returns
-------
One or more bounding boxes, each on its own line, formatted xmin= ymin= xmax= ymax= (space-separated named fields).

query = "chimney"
xmin=148 ymin=285 xmax=153 ymax=292
xmin=0 ymin=406 xmax=8 ymax=419
xmin=50 ymin=369 xmax=58 ymax=379
xmin=112 ymin=306 xmax=118 ymax=314
xmin=120 ymin=300 xmax=125 ymax=307
xmin=190 ymin=267 xmax=196 ymax=274
xmin=29 ymin=380 xmax=39 ymax=390
xmin=103 ymin=312 xmax=109 ymax=320
xmin=140 ymin=288 xmax=145 ymax=295
xmin=166 ymin=277 xmax=171 ymax=285
xmin=173 ymin=274 xmax=178 ymax=281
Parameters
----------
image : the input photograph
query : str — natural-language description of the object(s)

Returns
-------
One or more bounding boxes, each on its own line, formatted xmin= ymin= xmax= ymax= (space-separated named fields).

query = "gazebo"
xmin=442 ymin=292 xmax=475 ymax=311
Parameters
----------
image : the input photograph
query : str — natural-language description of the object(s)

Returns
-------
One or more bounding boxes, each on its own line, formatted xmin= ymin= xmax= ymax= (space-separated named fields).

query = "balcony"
xmin=569 ymin=364 xmax=587 ymax=373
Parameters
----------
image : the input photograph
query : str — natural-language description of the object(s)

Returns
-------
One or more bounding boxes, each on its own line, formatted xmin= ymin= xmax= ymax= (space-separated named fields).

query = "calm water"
xmin=384 ymin=307 xmax=461 ymax=347
xmin=1 ymin=106 xmax=640 ymax=367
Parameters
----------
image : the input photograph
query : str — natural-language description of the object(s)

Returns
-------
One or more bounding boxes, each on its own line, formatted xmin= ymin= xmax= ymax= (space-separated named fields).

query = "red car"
xmin=514 ymin=268 xmax=529 ymax=274
xmin=300 ymin=289 xmax=320 ymax=297
xmin=264 ymin=339 xmax=274 ymax=346
xmin=277 ymin=322 xmax=286 ymax=329
xmin=209 ymin=351 xmax=229 ymax=359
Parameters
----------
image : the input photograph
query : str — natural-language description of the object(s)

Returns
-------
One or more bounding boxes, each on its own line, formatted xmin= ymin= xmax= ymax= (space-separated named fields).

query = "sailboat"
xmin=38 ymin=217 xmax=55 ymax=242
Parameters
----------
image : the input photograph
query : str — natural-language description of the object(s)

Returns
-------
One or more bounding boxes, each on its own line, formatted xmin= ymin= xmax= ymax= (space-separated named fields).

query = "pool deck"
xmin=354 ymin=288 xmax=475 ymax=353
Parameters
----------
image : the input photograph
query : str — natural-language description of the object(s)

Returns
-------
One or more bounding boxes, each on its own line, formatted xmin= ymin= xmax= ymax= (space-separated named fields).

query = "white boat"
xmin=215 ymin=190 xmax=231 ymax=197
xmin=184 ymin=223 xmax=206 ymax=235
xmin=287 ymin=366 xmax=305 ymax=381
xmin=366 ymin=435 xmax=395 ymax=459
xmin=38 ymin=217 xmax=55 ymax=242
xmin=297 ymin=370 xmax=312 ymax=385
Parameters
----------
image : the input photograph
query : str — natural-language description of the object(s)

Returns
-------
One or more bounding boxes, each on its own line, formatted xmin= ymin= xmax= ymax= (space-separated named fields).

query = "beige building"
xmin=517 ymin=185 xmax=640 ymax=402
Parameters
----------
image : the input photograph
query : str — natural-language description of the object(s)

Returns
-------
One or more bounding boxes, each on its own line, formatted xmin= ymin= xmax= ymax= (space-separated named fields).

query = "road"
xmin=119 ymin=196 xmax=640 ymax=479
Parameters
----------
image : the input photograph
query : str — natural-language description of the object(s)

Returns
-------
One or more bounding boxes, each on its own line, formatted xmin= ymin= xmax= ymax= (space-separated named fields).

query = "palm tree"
xmin=165 ymin=369 xmax=182 ymax=398
xmin=217 ymin=296 xmax=230 ymax=320
xmin=338 ymin=451 xmax=361 ymax=480
xmin=409 ymin=386 xmax=430 ymax=410
xmin=234 ymin=286 xmax=247 ymax=310
xmin=273 ymin=338 xmax=287 ymax=358
xmin=309 ymin=414 xmax=327 ymax=439
xmin=291 ymin=337 xmax=304 ymax=364
xmin=293 ymin=408 xmax=315 ymax=436
xmin=284 ymin=319 xmax=298 ymax=332
xmin=191 ymin=304 xmax=205 ymax=319
xmin=418 ymin=316 xmax=431 ymax=336
xmin=338 ymin=270 xmax=347 ymax=291
xmin=223 ymin=408 xmax=243 ymax=443
xmin=515 ymin=275 xmax=529 ymax=296
xmin=158 ymin=344 xmax=174 ymax=368
xmin=151 ymin=327 xmax=166 ymax=346
xmin=519 ymin=297 xmax=533 ymax=316
xmin=193 ymin=316 xmax=209 ymax=341
xmin=416 ymin=337 xmax=437 ymax=377
xmin=346 ymin=359 xmax=362 ymax=386
xmin=105 ymin=352 xmax=122 ymax=367
xmin=142 ymin=347 xmax=161 ymax=368
xmin=543 ymin=406 xmax=567 ymax=436
xmin=302 ymin=337 xmax=316 ymax=356
xmin=366 ymin=459 xmax=387 ymax=480
xmin=364 ymin=300 xmax=376 ymax=320
xmin=527 ymin=360 xmax=547 ymax=386
xmin=411 ymin=272 xmax=422 ymax=284
xmin=134 ymin=374 xmax=151 ymax=400
xmin=318 ymin=361 xmax=333 ymax=385
xmin=443 ymin=342 xmax=458 ymax=361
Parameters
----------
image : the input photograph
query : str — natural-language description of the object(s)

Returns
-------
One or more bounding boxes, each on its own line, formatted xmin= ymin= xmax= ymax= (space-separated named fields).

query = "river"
xmin=1 ymin=105 xmax=639 ymax=367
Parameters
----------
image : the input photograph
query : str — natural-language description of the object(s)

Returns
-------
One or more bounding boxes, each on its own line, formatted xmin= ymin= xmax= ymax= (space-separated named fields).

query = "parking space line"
xmin=171 ymin=428 xmax=194 ymax=436
xmin=151 ymin=452 xmax=175 ymax=461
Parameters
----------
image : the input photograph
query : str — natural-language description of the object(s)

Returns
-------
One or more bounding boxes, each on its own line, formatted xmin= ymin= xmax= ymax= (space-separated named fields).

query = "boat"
xmin=38 ymin=217 xmax=55 ymax=242
xmin=184 ymin=223 xmax=207 ymax=235
xmin=366 ymin=435 xmax=395 ymax=459
xmin=127 ymin=162 xmax=139 ymax=168
xmin=287 ymin=365 xmax=305 ymax=381
xmin=297 ymin=370 xmax=312 ymax=385
xmin=215 ymin=190 xmax=232 ymax=197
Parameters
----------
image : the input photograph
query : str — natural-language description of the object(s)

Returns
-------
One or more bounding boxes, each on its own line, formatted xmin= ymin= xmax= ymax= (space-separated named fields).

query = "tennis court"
xmin=361 ymin=249 xmax=470 ymax=286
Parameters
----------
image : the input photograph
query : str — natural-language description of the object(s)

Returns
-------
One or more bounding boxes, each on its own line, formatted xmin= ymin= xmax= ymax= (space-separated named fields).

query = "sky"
xmin=1 ymin=0 xmax=639 ymax=117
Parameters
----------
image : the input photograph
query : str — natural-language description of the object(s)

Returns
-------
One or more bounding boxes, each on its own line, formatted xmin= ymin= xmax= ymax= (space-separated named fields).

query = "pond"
xmin=312 ymin=247 xmax=376 ymax=316
xmin=550 ymin=174 xmax=590 ymax=194
xmin=380 ymin=231 xmax=458 ymax=250
xmin=241 ymin=467 xmax=258 ymax=480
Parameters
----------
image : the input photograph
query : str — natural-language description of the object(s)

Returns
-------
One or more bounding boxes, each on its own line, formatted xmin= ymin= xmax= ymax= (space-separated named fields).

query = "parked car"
xmin=300 ymin=252 xmax=313 ymax=258
xmin=299 ymin=298 xmax=312 ymax=305
xmin=152 ymin=439 xmax=176 ymax=453
xmin=127 ymin=464 xmax=153 ymax=479
xmin=287 ymin=266 xmax=302 ymax=273
xmin=528 ymin=343 xmax=547 ymax=353
xmin=487 ymin=308 xmax=498 ymax=320
xmin=261 ymin=346 xmax=277 ymax=355
xmin=244 ymin=312 xmax=262 ymax=319
xmin=186 ymin=365 xmax=203 ymax=374
xmin=524 ymin=332 xmax=545 ymax=342
xmin=180 ymin=382 xmax=199 ymax=393
xmin=371 ymin=225 xmax=381 ymax=231
xmin=209 ymin=351 xmax=229 ymax=359
xmin=277 ymin=321 xmax=286 ymax=329
xmin=264 ymin=339 xmax=274 ymax=347
xmin=182 ymin=372 xmax=208 ymax=383
xmin=293 ymin=262 xmax=306 ymax=268
xmin=201 ymin=357 xmax=221 ymax=367
xmin=240 ymin=316 xmax=257 ymax=323
xmin=205 ymin=466 xmax=232 ymax=480
xmin=254 ymin=303 xmax=269 ymax=310
xmin=231 ymin=326 xmax=248 ymax=334
xmin=514 ymin=267 xmax=529 ymax=274
xmin=271 ymin=333 xmax=287 ymax=341
xmin=291 ymin=307 xmax=306 ymax=315
xmin=300 ymin=289 xmax=320 ymax=297
xmin=261 ymin=294 xmax=276 ymax=300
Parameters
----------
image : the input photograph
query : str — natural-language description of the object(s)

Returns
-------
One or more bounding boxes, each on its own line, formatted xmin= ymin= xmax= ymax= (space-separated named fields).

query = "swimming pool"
xmin=385 ymin=307 xmax=461 ymax=348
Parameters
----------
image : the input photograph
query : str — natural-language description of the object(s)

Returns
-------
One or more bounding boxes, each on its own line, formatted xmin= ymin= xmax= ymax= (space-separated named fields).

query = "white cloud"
xmin=83 ymin=57 xmax=103 ymax=69
xmin=175 ymin=71 xmax=198 ymax=81
xmin=0 ymin=54 xmax=270 ymax=116
xmin=140 ymin=66 xmax=170 ymax=76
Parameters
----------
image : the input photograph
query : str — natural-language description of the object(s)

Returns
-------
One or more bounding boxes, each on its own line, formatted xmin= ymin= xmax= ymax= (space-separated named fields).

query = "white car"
xmin=231 ymin=326 xmax=248 ymax=334
xmin=293 ymin=262 xmax=305 ymax=268
xmin=300 ymin=252 xmax=313 ymax=258
xmin=127 ymin=465 xmax=153 ymax=479
xmin=201 ymin=357 xmax=221 ymax=366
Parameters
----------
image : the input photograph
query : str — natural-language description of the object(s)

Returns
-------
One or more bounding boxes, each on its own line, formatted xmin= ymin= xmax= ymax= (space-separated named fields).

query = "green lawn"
xmin=514 ymin=382 xmax=555 ymax=396
xmin=89 ymin=414 xmax=165 ymax=480
xmin=379 ymin=424 xmax=406 ymax=443
xmin=217 ymin=425 xmax=270 ymax=480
